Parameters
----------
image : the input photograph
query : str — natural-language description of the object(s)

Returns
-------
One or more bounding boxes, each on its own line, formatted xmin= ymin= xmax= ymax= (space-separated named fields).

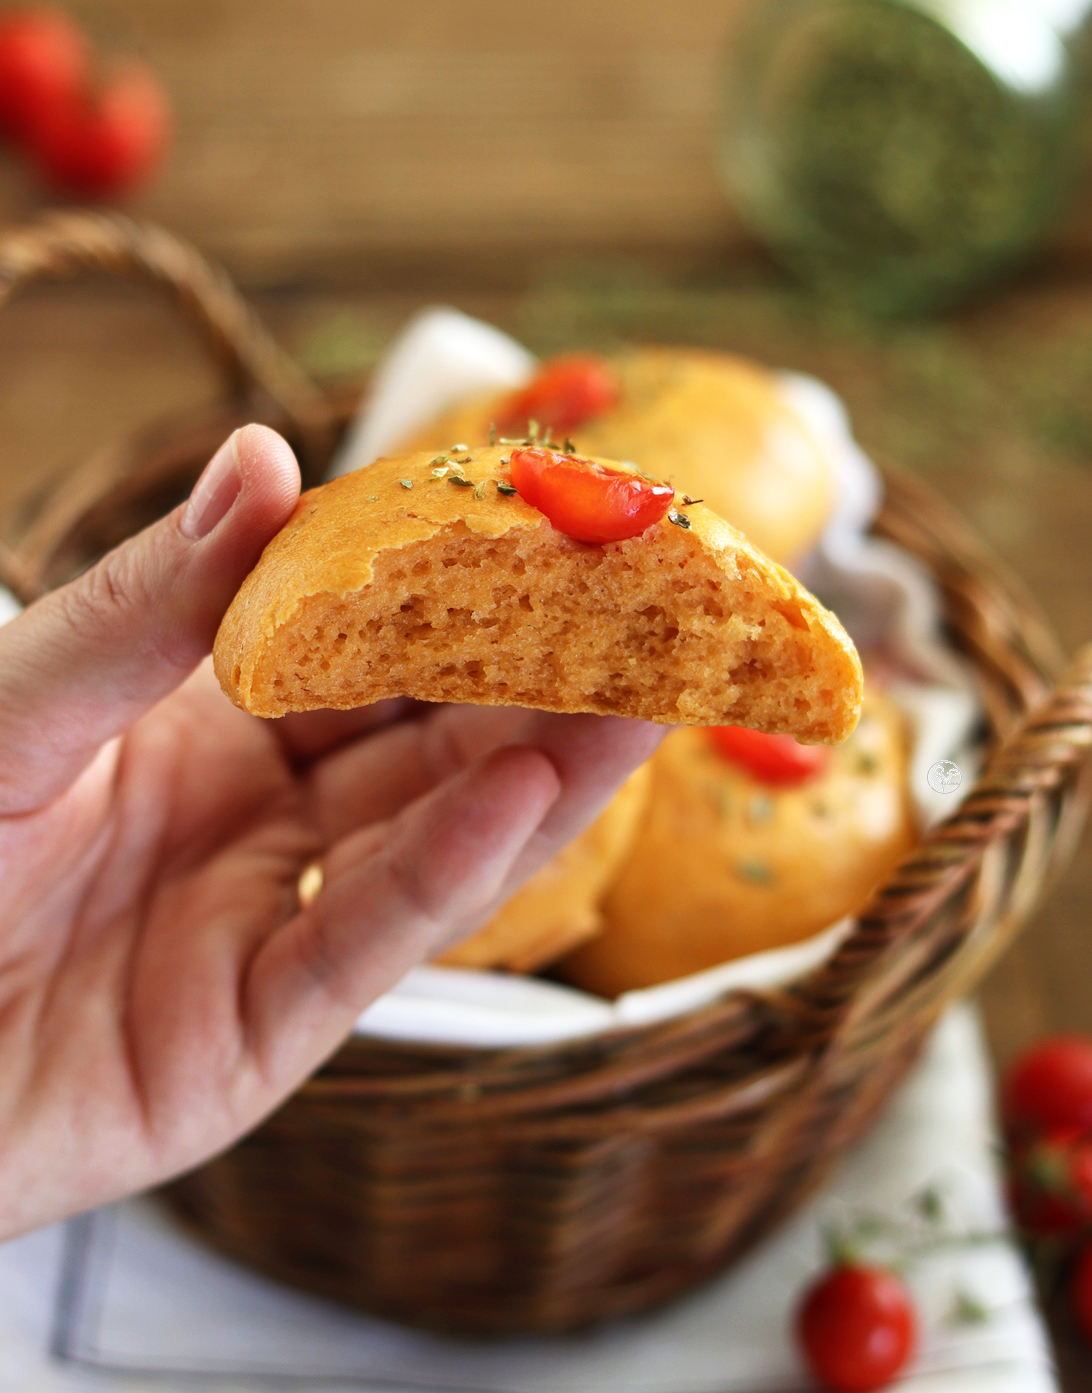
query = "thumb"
xmin=0 ymin=424 xmax=300 ymax=815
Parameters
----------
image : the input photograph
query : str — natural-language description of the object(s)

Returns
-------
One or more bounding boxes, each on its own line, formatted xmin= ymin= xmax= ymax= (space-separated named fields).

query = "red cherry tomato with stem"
xmin=498 ymin=354 xmax=619 ymax=437
xmin=707 ymin=724 xmax=829 ymax=786
xmin=508 ymin=447 xmax=673 ymax=545
xmin=1003 ymin=1035 xmax=1092 ymax=1139
xmin=30 ymin=59 xmax=170 ymax=198
xmin=797 ymin=1264 xmax=917 ymax=1393
xmin=0 ymin=8 xmax=90 ymax=143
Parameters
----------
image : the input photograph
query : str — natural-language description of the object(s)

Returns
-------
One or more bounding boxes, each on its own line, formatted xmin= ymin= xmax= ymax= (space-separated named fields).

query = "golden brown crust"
xmin=399 ymin=348 xmax=835 ymax=564
xmin=559 ymin=691 xmax=917 ymax=997
xmin=213 ymin=445 xmax=862 ymax=738
xmin=435 ymin=765 xmax=651 ymax=973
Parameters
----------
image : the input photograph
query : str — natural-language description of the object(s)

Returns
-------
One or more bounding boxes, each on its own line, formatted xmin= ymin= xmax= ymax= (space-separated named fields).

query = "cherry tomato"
xmin=1003 ymin=1035 xmax=1092 ymax=1139
xmin=30 ymin=60 xmax=170 ymax=198
xmin=1073 ymin=1245 xmax=1092 ymax=1344
xmin=0 ymin=8 xmax=89 ymax=143
xmin=797 ymin=1264 xmax=917 ymax=1393
xmin=498 ymin=354 xmax=619 ymax=437
xmin=707 ymin=725 xmax=829 ymax=786
xmin=508 ymin=447 xmax=673 ymax=545
xmin=1007 ymin=1127 xmax=1092 ymax=1235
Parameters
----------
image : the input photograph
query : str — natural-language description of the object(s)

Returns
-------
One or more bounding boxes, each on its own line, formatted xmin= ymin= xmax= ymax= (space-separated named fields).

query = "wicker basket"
xmin=3 ymin=212 xmax=1091 ymax=1337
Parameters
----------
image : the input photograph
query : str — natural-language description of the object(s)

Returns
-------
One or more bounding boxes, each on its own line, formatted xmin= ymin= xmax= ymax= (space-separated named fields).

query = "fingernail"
xmin=180 ymin=431 xmax=243 ymax=540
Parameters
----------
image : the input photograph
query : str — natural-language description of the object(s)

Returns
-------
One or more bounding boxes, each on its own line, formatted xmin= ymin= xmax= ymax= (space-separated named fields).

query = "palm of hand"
xmin=1 ymin=666 xmax=319 ymax=1229
xmin=0 ymin=663 xmax=558 ymax=1235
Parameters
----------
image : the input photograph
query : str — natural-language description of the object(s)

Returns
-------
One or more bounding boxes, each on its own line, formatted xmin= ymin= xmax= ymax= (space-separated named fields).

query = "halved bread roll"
xmin=214 ymin=445 xmax=862 ymax=739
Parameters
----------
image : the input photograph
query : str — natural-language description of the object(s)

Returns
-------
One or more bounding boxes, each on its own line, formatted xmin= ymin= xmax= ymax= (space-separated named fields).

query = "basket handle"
xmin=797 ymin=642 xmax=1092 ymax=1044
xmin=0 ymin=210 xmax=329 ymax=432
xmin=0 ymin=211 xmax=335 ymax=602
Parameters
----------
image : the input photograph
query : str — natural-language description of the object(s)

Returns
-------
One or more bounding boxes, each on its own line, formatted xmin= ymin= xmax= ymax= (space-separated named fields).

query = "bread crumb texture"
xmin=213 ymin=446 xmax=862 ymax=739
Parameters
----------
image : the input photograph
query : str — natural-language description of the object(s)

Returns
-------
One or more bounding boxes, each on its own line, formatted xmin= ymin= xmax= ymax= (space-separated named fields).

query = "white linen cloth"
xmin=0 ymin=1005 xmax=1058 ymax=1392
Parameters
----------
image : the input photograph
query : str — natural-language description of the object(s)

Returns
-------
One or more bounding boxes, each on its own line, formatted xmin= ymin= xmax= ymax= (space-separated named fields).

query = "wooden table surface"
xmin=0 ymin=259 xmax=1090 ymax=1383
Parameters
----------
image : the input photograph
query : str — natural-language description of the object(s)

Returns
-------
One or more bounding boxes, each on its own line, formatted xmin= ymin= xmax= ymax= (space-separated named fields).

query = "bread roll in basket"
xmin=2 ymin=212 xmax=1090 ymax=1335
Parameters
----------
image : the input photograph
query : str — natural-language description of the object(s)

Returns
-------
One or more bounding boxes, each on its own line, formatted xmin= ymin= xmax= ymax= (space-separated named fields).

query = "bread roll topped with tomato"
xmin=399 ymin=348 xmax=834 ymax=565
xmin=213 ymin=443 xmax=861 ymax=738
xmin=559 ymin=689 xmax=915 ymax=997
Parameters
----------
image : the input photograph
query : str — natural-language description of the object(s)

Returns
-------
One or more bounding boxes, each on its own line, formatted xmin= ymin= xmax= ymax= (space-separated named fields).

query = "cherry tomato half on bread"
xmin=796 ymin=1265 xmax=917 ymax=1393
xmin=508 ymin=447 xmax=674 ymax=545
xmin=30 ymin=59 xmax=170 ymax=197
xmin=1003 ymin=1035 xmax=1092 ymax=1139
xmin=707 ymin=725 xmax=829 ymax=786
xmin=0 ymin=9 xmax=89 ymax=142
xmin=498 ymin=354 xmax=619 ymax=437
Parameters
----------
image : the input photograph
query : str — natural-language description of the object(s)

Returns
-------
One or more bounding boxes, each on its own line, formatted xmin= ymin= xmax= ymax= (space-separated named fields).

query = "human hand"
xmin=0 ymin=425 xmax=663 ymax=1238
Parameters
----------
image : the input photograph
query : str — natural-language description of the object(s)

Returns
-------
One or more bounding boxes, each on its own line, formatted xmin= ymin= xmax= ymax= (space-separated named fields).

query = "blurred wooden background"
xmin=0 ymin=0 xmax=1090 ymax=286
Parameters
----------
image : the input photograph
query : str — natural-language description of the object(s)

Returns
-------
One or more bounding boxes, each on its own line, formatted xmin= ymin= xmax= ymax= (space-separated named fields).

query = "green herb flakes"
xmin=473 ymin=480 xmax=489 ymax=500
xmin=681 ymin=495 xmax=703 ymax=506
xmin=668 ymin=510 xmax=691 ymax=529
xmin=735 ymin=860 xmax=774 ymax=885
xmin=429 ymin=454 xmax=449 ymax=466
xmin=708 ymin=785 xmax=733 ymax=820
xmin=496 ymin=481 xmax=518 ymax=496
xmin=449 ymin=475 xmax=475 ymax=488
xmin=746 ymin=795 xmax=774 ymax=826
xmin=367 ymin=493 xmax=378 ymax=502
xmin=489 ymin=421 xmax=496 ymax=446
xmin=399 ymin=478 xmax=413 ymax=489
xmin=450 ymin=442 xmax=469 ymax=453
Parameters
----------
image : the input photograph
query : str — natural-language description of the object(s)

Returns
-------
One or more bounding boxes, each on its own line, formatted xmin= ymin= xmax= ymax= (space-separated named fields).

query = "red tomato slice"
xmin=508 ymin=447 xmax=674 ymax=545
xmin=707 ymin=725 xmax=829 ymax=786
xmin=498 ymin=355 xmax=619 ymax=437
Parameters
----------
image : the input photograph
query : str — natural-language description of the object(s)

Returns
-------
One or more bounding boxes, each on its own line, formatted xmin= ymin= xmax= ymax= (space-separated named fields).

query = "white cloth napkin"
xmin=0 ymin=1005 xmax=1058 ymax=1393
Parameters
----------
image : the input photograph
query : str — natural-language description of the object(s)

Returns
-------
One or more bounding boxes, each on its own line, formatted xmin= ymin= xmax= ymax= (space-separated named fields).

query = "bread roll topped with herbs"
xmin=399 ymin=348 xmax=835 ymax=564
xmin=213 ymin=443 xmax=861 ymax=738
xmin=559 ymin=689 xmax=915 ymax=997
